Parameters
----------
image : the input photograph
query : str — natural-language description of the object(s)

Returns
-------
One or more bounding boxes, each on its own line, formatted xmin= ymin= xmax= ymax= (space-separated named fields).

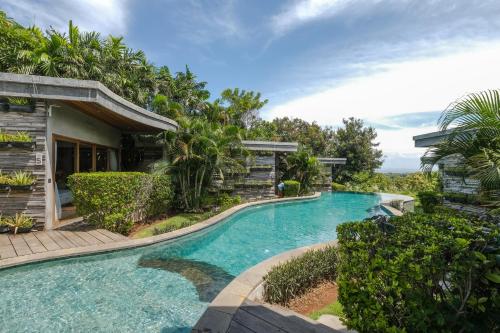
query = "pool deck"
xmin=0 ymin=229 xmax=128 ymax=261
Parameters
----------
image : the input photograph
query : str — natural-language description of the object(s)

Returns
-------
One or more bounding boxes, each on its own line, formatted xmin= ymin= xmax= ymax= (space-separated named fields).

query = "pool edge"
xmin=0 ymin=193 xmax=322 ymax=270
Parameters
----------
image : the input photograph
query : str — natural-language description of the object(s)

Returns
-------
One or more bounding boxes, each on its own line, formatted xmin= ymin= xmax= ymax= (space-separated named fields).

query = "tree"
xmin=331 ymin=118 xmax=383 ymax=183
xmin=157 ymin=118 xmax=245 ymax=211
xmin=215 ymin=88 xmax=268 ymax=128
xmin=282 ymin=149 xmax=321 ymax=195
xmin=247 ymin=117 xmax=335 ymax=156
xmin=422 ymin=90 xmax=500 ymax=205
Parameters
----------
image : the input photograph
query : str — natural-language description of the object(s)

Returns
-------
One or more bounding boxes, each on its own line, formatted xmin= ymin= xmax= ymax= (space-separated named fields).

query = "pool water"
xmin=0 ymin=192 xmax=385 ymax=333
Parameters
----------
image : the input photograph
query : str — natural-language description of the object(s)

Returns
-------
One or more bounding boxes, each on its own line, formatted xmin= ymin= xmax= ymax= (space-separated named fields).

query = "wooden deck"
xmin=0 ymin=229 xmax=128 ymax=260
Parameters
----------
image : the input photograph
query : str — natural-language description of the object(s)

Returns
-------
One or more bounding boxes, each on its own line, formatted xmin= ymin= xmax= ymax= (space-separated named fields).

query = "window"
xmin=79 ymin=143 xmax=93 ymax=172
xmin=96 ymin=147 xmax=108 ymax=171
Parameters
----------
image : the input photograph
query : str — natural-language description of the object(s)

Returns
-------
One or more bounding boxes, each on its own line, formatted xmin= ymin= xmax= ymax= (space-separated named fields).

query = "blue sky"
xmin=2 ymin=0 xmax=500 ymax=172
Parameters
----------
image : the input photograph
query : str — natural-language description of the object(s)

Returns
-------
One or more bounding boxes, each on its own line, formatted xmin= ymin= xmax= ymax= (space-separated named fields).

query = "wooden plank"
xmin=96 ymin=229 xmax=127 ymax=241
xmin=76 ymin=231 xmax=103 ymax=245
xmin=59 ymin=231 xmax=89 ymax=247
xmin=87 ymin=230 xmax=114 ymax=243
xmin=0 ymin=234 xmax=12 ymax=247
xmin=22 ymin=233 xmax=47 ymax=253
xmin=0 ymin=245 xmax=17 ymax=259
xmin=9 ymin=235 xmax=33 ymax=256
xmin=227 ymin=320 xmax=257 ymax=333
xmin=34 ymin=232 xmax=61 ymax=251
xmin=46 ymin=231 xmax=74 ymax=249
xmin=233 ymin=308 xmax=285 ymax=333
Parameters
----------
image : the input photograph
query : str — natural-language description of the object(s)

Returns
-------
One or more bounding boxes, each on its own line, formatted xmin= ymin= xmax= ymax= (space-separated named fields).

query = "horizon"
xmin=2 ymin=0 xmax=499 ymax=172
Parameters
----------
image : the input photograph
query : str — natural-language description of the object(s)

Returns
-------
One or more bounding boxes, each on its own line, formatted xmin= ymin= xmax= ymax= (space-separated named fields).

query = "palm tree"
xmin=423 ymin=90 xmax=500 ymax=205
xmin=284 ymin=149 xmax=321 ymax=195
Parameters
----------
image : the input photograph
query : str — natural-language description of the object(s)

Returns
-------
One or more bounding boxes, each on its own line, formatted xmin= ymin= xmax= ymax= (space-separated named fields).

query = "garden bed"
xmin=287 ymin=281 xmax=339 ymax=317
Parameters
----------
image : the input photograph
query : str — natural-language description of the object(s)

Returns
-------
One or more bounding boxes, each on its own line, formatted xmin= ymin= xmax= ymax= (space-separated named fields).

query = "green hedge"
xmin=283 ymin=180 xmax=300 ymax=197
xmin=337 ymin=211 xmax=500 ymax=332
xmin=417 ymin=191 xmax=442 ymax=213
xmin=263 ymin=246 xmax=338 ymax=305
xmin=68 ymin=172 xmax=172 ymax=234
xmin=331 ymin=182 xmax=347 ymax=191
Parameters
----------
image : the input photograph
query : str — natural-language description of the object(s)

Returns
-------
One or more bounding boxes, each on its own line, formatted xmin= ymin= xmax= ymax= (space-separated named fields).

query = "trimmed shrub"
xmin=283 ymin=180 xmax=300 ymax=197
xmin=263 ymin=246 xmax=338 ymax=305
xmin=417 ymin=191 xmax=442 ymax=213
xmin=217 ymin=193 xmax=241 ymax=208
xmin=337 ymin=211 xmax=500 ymax=333
xmin=331 ymin=182 xmax=346 ymax=191
xmin=68 ymin=172 xmax=172 ymax=234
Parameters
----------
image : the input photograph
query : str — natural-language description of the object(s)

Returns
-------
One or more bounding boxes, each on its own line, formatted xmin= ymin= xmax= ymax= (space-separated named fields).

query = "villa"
xmin=0 ymin=73 xmax=343 ymax=230
xmin=0 ymin=72 xmax=178 ymax=229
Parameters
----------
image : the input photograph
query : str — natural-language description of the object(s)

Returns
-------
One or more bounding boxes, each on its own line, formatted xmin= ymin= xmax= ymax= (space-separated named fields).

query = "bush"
xmin=417 ymin=191 xmax=442 ymax=213
xmin=68 ymin=172 xmax=173 ymax=234
xmin=263 ymin=246 xmax=338 ymax=305
xmin=444 ymin=192 xmax=483 ymax=205
xmin=283 ymin=180 xmax=300 ymax=197
xmin=337 ymin=211 xmax=500 ymax=333
xmin=331 ymin=182 xmax=346 ymax=191
xmin=217 ymin=193 xmax=241 ymax=208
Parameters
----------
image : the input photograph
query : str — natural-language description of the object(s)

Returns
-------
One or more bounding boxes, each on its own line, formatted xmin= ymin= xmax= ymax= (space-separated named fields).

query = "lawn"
xmin=309 ymin=301 xmax=344 ymax=320
xmin=131 ymin=212 xmax=214 ymax=239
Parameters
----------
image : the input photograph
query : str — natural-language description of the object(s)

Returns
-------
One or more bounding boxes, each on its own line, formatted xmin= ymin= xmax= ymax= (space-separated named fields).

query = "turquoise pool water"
xmin=0 ymin=192 xmax=385 ymax=333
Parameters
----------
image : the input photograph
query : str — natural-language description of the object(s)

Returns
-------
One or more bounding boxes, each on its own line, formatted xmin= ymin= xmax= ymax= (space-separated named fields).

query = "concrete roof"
xmin=0 ymin=72 xmax=178 ymax=132
xmin=242 ymin=140 xmax=298 ymax=152
xmin=317 ymin=157 xmax=347 ymax=165
xmin=413 ymin=128 xmax=474 ymax=148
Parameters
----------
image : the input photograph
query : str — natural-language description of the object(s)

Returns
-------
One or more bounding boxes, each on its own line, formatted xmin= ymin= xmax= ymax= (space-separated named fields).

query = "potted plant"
xmin=0 ymin=172 xmax=10 ymax=192
xmin=0 ymin=131 xmax=35 ymax=150
xmin=8 ymin=171 xmax=36 ymax=191
xmin=0 ymin=215 xmax=9 ymax=233
xmin=2 ymin=98 xmax=35 ymax=113
xmin=6 ymin=213 xmax=34 ymax=234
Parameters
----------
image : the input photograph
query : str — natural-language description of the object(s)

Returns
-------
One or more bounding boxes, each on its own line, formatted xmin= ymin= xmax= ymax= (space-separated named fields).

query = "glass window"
xmin=109 ymin=149 xmax=118 ymax=171
xmin=96 ymin=147 xmax=108 ymax=171
xmin=79 ymin=143 xmax=93 ymax=172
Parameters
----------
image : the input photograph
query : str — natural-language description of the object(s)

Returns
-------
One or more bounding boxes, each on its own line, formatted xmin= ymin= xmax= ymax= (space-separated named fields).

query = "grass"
xmin=131 ymin=212 xmax=213 ymax=239
xmin=309 ymin=301 xmax=344 ymax=320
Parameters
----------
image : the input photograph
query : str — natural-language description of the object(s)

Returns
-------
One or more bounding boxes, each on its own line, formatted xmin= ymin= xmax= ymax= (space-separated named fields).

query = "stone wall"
xmin=0 ymin=101 xmax=47 ymax=228
xmin=440 ymin=154 xmax=480 ymax=194
xmin=231 ymin=153 xmax=276 ymax=201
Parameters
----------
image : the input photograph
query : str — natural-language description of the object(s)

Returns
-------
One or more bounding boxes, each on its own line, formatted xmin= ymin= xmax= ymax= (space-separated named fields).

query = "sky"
xmin=2 ymin=0 xmax=500 ymax=172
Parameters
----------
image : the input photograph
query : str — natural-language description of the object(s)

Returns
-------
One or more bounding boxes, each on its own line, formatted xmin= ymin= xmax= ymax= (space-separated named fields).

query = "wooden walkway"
xmin=0 ymin=229 xmax=128 ymax=260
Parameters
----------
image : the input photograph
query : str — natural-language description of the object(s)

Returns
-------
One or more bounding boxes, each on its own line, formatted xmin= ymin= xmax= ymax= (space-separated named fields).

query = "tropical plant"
xmin=156 ymin=117 xmax=246 ymax=211
xmin=8 ymin=171 xmax=36 ymax=185
xmin=0 ymin=130 xmax=32 ymax=142
xmin=6 ymin=213 xmax=34 ymax=234
xmin=423 ymin=90 xmax=500 ymax=206
xmin=283 ymin=149 xmax=321 ymax=195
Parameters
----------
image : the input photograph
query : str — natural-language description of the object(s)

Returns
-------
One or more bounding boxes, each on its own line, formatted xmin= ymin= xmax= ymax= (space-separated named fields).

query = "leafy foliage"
xmin=331 ymin=118 xmax=383 ymax=182
xmin=263 ymin=246 xmax=338 ymax=305
xmin=0 ymin=130 xmax=32 ymax=142
xmin=417 ymin=191 xmax=442 ymax=213
xmin=282 ymin=149 xmax=321 ymax=195
xmin=68 ymin=172 xmax=172 ymax=234
xmin=331 ymin=182 xmax=347 ymax=191
xmin=283 ymin=180 xmax=300 ymax=197
xmin=422 ymin=90 xmax=500 ymax=206
xmin=337 ymin=212 xmax=500 ymax=333
xmin=344 ymin=171 xmax=439 ymax=196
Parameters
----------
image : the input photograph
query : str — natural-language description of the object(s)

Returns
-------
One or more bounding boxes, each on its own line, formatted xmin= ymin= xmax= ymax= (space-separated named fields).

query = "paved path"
xmin=0 ymin=229 xmax=127 ymax=260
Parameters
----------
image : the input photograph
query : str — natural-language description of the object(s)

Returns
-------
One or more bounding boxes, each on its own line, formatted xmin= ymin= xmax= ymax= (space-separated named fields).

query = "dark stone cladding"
xmin=0 ymin=101 xmax=47 ymax=228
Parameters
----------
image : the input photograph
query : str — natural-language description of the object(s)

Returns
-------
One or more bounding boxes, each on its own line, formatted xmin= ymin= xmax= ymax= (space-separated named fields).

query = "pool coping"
xmin=0 ymin=192 xmax=321 ymax=270
xmin=193 ymin=240 xmax=347 ymax=333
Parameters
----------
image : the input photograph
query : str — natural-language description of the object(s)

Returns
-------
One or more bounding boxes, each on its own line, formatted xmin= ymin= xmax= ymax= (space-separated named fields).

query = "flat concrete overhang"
xmin=0 ymin=72 xmax=178 ymax=133
xmin=242 ymin=140 xmax=298 ymax=152
xmin=317 ymin=157 xmax=347 ymax=165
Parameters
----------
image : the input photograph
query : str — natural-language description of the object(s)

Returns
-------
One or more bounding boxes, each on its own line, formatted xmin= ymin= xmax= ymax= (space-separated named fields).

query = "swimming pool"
xmin=0 ymin=192 xmax=386 ymax=333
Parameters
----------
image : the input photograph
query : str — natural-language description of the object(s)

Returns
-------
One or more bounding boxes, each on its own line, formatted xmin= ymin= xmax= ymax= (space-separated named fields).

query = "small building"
xmin=315 ymin=157 xmax=347 ymax=191
xmin=0 ymin=73 xmax=178 ymax=230
xmin=413 ymin=130 xmax=481 ymax=195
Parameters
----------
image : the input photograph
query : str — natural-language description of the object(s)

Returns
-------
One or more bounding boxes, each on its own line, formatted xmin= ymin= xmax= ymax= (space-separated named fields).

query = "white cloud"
xmin=264 ymin=42 xmax=500 ymax=158
xmin=271 ymin=0 xmax=351 ymax=35
xmin=0 ymin=0 xmax=128 ymax=36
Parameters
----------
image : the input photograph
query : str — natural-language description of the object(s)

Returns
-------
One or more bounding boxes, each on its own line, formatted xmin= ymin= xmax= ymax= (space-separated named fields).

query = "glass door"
xmin=55 ymin=140 xmax=77 ymax=220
